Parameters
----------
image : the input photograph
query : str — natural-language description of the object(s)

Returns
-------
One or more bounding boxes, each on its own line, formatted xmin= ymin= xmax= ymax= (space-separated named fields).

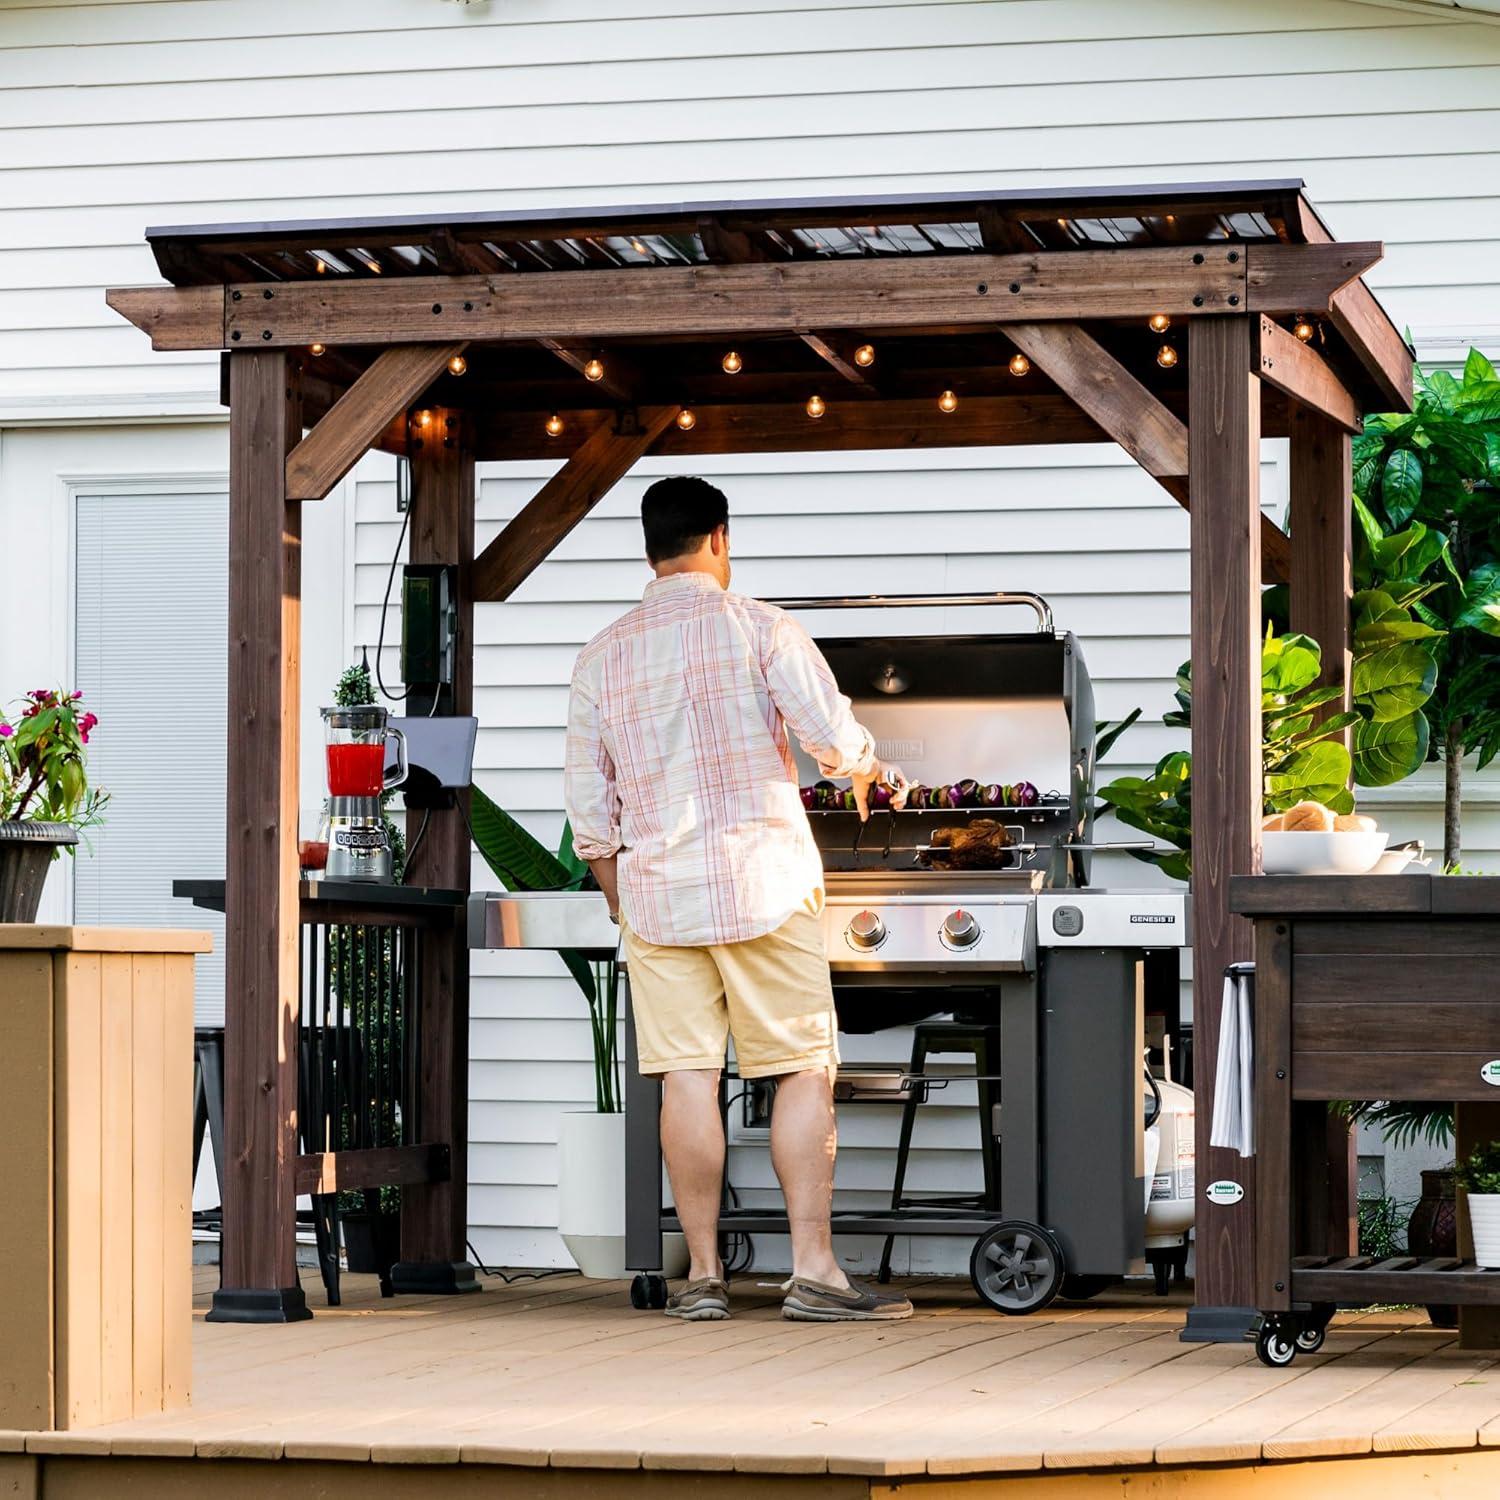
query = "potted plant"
xmin=0 ymin=689 xmax=109 ymax=922
xmin=469 ymin=785 xmax=686 ymax=1279
xmin=1458 ymin=1141 xmax=1500 ymax=1270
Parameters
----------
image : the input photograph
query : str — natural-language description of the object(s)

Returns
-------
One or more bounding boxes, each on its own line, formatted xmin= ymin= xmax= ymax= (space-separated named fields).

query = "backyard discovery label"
xmin=1205 ymin=1180 xmax=1245 ymax=1206
xmin=1483 ymin=1059 xmax=1500 ymax=1087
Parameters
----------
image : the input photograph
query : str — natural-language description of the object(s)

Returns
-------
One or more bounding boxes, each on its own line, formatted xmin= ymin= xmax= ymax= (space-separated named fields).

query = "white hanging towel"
xmin=1209 ymin=965 xmax=1255 ymax=1156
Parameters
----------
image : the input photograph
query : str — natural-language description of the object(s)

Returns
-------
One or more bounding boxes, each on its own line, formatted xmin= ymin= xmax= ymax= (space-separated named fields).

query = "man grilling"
xmin=564 ymin=475 xmax=913 ymax=1323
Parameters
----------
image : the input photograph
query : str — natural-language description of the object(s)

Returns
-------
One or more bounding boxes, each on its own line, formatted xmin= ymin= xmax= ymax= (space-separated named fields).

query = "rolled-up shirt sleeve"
xmin=563 ymin=667 xmax=621 ymax=861
xmin=764 ymin=613 xmax=877 ymax=779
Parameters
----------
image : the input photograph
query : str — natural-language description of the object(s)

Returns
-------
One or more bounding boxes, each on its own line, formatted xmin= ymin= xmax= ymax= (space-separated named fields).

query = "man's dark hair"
xmin=641 ymin=475 xmax=729 ymax=564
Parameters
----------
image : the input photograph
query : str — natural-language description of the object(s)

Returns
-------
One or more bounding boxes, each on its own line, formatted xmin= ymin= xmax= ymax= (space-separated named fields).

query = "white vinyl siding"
xmin=4 ymin=0 xmax=1500 ymax=1267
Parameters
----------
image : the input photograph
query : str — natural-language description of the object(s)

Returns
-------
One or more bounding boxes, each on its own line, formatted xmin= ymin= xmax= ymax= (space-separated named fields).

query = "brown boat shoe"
xmin=780 ymin=1274 xmax=914 ymax=1322
xmin=665 ymin=1276 xmax=730 ymax=1321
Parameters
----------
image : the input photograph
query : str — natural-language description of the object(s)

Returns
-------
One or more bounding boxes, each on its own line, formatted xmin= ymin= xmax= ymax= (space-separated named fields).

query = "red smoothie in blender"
xmin=326 ymin=741 xmax=388 ymax=797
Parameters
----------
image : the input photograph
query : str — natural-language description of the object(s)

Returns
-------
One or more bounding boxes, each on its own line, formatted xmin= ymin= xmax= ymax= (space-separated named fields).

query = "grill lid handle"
xmin=765 ymin=591 xmax=1053 ymax=635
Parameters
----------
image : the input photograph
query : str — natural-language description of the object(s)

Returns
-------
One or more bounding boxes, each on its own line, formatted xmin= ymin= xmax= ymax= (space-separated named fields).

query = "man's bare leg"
xmin=769 ymin=1066 xmax=849 ymax=1288
xmin=660 ymin=1068 xmax=725 ymax=1282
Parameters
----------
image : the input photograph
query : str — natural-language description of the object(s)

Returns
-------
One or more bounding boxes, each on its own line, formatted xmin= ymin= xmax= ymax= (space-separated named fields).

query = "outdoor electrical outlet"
xmin=742 ymin=1078 xmax=776 ymax=1131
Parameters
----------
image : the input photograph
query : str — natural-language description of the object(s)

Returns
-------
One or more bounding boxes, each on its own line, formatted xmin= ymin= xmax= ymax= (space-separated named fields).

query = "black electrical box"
xmin=401 ymin=563 xmax=456 ymax=715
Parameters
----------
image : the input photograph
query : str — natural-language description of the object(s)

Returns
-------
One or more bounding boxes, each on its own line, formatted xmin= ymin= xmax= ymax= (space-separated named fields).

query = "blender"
xmin=320 ymin=705 xmax=408 ymax=881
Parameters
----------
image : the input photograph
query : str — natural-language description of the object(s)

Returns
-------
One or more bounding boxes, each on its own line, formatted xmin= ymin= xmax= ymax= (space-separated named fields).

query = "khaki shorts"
xmin=621 ymin=905 xmax=840 ymax=1079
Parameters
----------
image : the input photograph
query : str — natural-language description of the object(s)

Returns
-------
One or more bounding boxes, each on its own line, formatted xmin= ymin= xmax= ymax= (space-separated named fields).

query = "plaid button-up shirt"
xmin=564 ymin=570 xmax=876 ymax=947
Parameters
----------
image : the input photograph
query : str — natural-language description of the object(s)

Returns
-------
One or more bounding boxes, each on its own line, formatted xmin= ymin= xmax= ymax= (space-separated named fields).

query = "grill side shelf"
xmin=1291 ymin=1256 xmax=1500 ymax=1306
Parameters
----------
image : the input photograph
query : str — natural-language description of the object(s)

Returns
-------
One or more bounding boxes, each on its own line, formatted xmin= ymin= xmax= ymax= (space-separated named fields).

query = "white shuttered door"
xmin=74 ymin=488 xmax=228 ymax=1024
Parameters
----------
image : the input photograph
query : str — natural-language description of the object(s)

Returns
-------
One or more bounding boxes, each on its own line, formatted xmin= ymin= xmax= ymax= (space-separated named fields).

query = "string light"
xmin=1148 ymin=313 xmax=1171 ymax=334
xmin=313 ymin=257 xmax=328 ymax=274
xmin=1156 ymin=343 xmax=1179 ymax=369
xmin=721 ymin=350 xmax=743 ymax=374
xmin=545 ymin=413 xmax=565 ymax=438
xmin=583 ymin=357 xmax=605 ymax=382
xmin=675 ymin=408 xmax=697 ymax=431
xmin=806 ymin=394 xmax=827 ymax=419
xmin=447 ymin=353 xmax=468 ymax=376
xmin=413 ymin=409 xmax=433 ymax=429
xmin=854 ymin=344 xmax=876 ymax=367
xmin=630 ymin=239 xmax=648 ymax=255
xmin=308 ymin=343 xmax=326 ymax=357
xmin=1008 ymin=352 xmax=1031 ymax=377
xmin=1293 ymin=316 xmax=1315 ymax=343
xmin=937 ymin=389 xmax=959 ymax=413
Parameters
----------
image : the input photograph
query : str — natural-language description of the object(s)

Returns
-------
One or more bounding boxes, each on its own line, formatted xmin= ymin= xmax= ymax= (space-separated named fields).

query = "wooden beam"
xmin=1288 ymin=405 xmax=1353 ymax=724
xmin=799 ymin=333 xmax=879 ymax=395
xmin=211 ymin=350 xmax=308 ymax=1323
xmin=537 ymin=339 xmax=639 ymax=405
xmin=1187 ymin=315 xmax=1262 ymax=1320
xmin=393 ymin=408 xmax=480 ymax=1294
xmin=1005 ymin=322 xmax=1187 ymax=477
xmin=284 ymin=343 xmax=465 ymax=501
xmin=1254 ymin=315 xmax=1359 ymax=433
xmin=472 ymin=406 xmax=680 ymax=602
xmin=1244 ymin=241 xmax=1384 ymax=316
xmin=104 ymin=248 xmax=1256 ymax=351
xmin=105 ymin=284 xmax=222 ymax=350
xmin=295 ymin=1144 xmax=450 ymax=1197
xmin=1156 ymin=475 xmax=1288 ymax=586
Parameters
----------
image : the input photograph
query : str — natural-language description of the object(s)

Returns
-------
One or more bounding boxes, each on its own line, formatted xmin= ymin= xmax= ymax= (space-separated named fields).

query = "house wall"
xmin=3 ymin=0 xmax=1499 ymax=1269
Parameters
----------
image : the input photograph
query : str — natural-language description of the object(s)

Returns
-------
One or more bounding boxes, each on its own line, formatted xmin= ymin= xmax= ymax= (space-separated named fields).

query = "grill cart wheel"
xmin=970 ymin=1221 xmax=1065 ymax=1315
xmin=630 ymin=1273 xmax=668 ymax=1310
xmin=1255 ymin=1316 xmax=1299 ymax=1368
xmin=1295 ymin=1304 xmax=1335 ymax=1354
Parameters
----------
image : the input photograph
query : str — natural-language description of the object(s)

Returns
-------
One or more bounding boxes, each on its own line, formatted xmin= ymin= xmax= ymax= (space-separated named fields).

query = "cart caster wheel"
xmin=1255 ymin=1317 xmax=1299 ymax=1368
xmin=1060 ymin=1274 xmax=1114 ymax=1301
xmin=1295 ymin=1323 xmax=1326 ymax=1354
xmin=630 ymin=1274 xmax=668 ymax=1310
xmin=970 ymin=1221 xmax=1065 ymax=1316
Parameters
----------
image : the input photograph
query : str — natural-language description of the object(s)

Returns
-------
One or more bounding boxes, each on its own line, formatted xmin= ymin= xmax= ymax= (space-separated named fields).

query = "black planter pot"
xmin=343 ymin=1209 xmax=402 ymax=1276
xmin=0 ymin=822 xmax=78 ymax=922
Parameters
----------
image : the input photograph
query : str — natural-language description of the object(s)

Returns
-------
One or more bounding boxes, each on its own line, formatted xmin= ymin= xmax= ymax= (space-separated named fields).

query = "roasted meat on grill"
xmin=920 ymin=818 xmax=1014 ymax=870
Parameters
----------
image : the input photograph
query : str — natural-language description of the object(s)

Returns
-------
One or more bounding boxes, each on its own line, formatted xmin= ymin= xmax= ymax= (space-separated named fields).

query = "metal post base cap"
xmin=1179 ymin=1305 xmax=1258 ymax=1343
xmin=389 ymin=1259 xmax=482 ymax=1295
xmin=207 ymin=1286 xmax=313 ymax=1324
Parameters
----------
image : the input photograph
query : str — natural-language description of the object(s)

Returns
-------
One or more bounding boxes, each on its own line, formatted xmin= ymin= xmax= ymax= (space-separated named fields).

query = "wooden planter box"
xmin=0 ymin=925 xmax=209 ymax=1428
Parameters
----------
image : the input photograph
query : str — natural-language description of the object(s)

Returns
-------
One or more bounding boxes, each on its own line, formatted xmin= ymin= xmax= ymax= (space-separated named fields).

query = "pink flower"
xmin=71 ymin=690 xmax=84 ymax=700
xmin=0 ymin=723 xmax=11 ymax=738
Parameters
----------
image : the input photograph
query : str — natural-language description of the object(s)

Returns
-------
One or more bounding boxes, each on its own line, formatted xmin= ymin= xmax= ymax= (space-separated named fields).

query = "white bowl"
xmin=1370 ymin=844 xmax=1427 ymax=876
xmin=1261 ymin=829 xmax=1389 ymax=876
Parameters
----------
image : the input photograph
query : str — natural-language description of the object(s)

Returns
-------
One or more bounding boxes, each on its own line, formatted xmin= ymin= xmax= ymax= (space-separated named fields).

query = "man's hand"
xmin=850 ymin=762 xmax=910 ymax=822
xmin=587 ymin=855 xmax=621 ymax=919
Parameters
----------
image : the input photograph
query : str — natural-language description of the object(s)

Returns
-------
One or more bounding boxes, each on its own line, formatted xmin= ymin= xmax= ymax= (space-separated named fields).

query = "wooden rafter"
xmin=285 ymin=342 xmax=465 ymax=501
xmin=537 ymin=338 xmax=639 ymax=404
xmin=472 ymin=406 xmax=681 ymax=603
xmin=1253 ymin=315 xmax=1359 ymax=433
xmin=1005 ymin=321 xmax=1290 ymax=584
xmin=799 ymin=333 xmax=879 ymax=395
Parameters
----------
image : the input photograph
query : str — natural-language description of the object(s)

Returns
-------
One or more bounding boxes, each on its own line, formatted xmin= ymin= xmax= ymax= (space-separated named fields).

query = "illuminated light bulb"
xmin=854 ymin=343 xmax=876 ymax=367
xmin=805 ymin=393 xmax=827 ymax=419
xmin=1156 ymin=343 xmax=1179 ymax=369
xmin=1008 ymin=352 xmax=1031 ymax=377
xmin=545 ymin=413 xmax=565 ymax=438
xmin=1148 ymin=313 xmax=1171 ymax=334
xmin=308 ymin=343 xmax=326 ymax=357
xmin=314 ymin=257 xmax=327 ymax=274
xmin=721 ymin=349 xmax=743 ymax=374
xmin=583 ymin=357 xmax=605 ymax=382
xmin=447 ymin=353 xmax=468 ymax=376
xmin=937 ymin=389 xmax=959 ymax=414
xmin=414 ymin=409 xmax=432 ymax=428
xmin=675 ymin=408 xmax=697 ymax=431
xmin=1293 ymin=317 xmax=1315 ymax=343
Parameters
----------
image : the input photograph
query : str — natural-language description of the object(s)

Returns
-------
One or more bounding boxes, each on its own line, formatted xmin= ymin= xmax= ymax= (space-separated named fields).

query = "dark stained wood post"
xmin=1288 ymin=405 xmax=1359 ymax=1257
xmin=1184 ymin=316 xmax=1263 ymax=1337
xmin=391 ymin=407 xmax=481 ymax=1295
xmin=208 ymin=350 xmax=311 ymax=1323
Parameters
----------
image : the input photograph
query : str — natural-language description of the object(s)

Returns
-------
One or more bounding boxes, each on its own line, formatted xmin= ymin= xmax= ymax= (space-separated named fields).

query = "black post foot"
xmin=389 ymin=1259 xmax=482 ymax=1295
xmin=207 ymin=1286 xmax=312 ymax=1324
xmin=1180 ymin=1305 xmax=1257 ymax=1343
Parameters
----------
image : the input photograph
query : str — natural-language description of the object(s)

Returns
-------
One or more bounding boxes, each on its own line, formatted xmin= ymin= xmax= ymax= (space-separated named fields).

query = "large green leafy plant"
xmin=1097 ymin=632 xmax=1358 ymax=881
xmin=469 ymin=786 xmax=619 ymax=1113
xmin=1351 ymin=350 xmax=1500 ymax=868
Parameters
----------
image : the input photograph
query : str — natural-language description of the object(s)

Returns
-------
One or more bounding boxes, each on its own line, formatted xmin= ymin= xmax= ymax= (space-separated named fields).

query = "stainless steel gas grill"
xmin=470 ymin=592 xmax=1194 ymax=1313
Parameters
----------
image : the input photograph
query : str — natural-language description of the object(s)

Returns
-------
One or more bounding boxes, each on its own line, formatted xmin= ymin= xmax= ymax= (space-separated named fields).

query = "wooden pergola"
xmin=108 ymin=180 xmax=1412 ymax=1329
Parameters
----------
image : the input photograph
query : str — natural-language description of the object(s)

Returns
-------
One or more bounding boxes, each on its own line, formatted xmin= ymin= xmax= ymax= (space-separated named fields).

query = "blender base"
xmin=389 ymin=1259 xmax=482 ymax=1296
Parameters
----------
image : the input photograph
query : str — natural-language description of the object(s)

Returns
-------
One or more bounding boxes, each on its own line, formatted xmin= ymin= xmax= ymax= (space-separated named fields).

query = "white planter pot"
xmin=1469 ymin=1193 xmax=1500 ymax=1271
xmin=556 ymin=1111 xmax=686 ymax=1280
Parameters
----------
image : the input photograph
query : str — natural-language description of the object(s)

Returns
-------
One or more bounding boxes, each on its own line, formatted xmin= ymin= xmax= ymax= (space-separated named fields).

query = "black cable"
xmin=374 ymin=483 xmax=411 ymax=703
xmin=402 ymin=807 xmax=433 ymax=883
xmin=466 ymin=1239 xmax=575 ymax=1284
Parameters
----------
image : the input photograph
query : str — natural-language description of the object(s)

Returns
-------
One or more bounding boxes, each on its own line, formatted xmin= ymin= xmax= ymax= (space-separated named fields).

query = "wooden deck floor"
xmin=11 ymin=1266 xmax=1500 ymax=1494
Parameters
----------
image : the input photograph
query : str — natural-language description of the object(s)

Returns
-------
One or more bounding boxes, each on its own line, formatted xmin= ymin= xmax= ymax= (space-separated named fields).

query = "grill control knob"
xmin=942 ymin=909 xmax=980 ymax=948
xmin=847 ymin=910 xmax=886 ymax=949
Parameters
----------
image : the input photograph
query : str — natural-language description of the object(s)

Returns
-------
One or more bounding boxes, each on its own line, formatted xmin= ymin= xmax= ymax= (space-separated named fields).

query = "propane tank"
xmin=1145 ymin=1075 xmax=1195 ymax=1246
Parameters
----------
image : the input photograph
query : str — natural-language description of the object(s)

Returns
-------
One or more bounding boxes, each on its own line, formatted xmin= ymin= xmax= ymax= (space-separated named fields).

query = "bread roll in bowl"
xmin=1282 ymin=800 xmax=1336 ymax=833
xmin=1262 ymin=813 xmax=1285 ymax=832
xmin=1334 ymin=813 xmax=1377 ymax=834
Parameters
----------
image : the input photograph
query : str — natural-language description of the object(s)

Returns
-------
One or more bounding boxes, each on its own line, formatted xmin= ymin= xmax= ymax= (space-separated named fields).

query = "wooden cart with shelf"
xmin=1233 ymin=873 xmax=1500 ymax=1366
